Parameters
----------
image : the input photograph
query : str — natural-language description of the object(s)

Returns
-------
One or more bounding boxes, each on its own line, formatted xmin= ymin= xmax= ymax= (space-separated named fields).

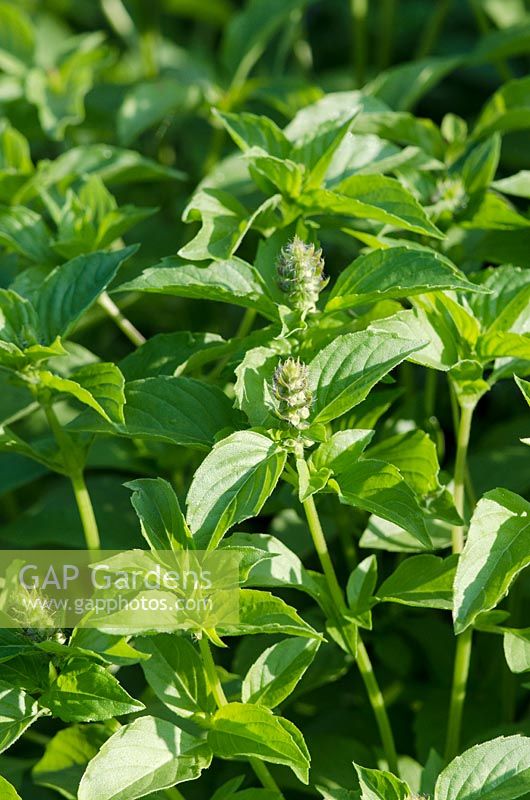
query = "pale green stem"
xmin=198 ymin=637 xmax=284 ymax=796
xmin=302 ymin=493 xmax=399 ymax=775
xmin=100 ymin=0 xmax=135 ymax=42
xmin=351 ymin=0 xmax=368 ymax=86
xmin=71 ymin=471 xmax=101 ymax=552
xmin=444 ymin=402 xmax=475 ymax=762
xmin=163 ymin=788 xmax=186 ymax=800
xmin=98 ymin=292 xmax=146 ymax=347
xmin=44 ymin=405 xmax=101 ymax=552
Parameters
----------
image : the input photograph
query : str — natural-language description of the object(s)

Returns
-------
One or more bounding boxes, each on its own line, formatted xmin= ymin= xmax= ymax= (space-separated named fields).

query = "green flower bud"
xmin=7 ymin=583 xmax=67 ymax=644
xmin=276 ymin=236 xmax=328 ymax=313
xmin=271 ymin=357 xmax=312 ymax=429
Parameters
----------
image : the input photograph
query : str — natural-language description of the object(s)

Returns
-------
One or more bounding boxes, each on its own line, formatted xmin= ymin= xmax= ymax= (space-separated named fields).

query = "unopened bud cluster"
xmin=271 ymin=358 xmax=312 ymax=429
xmin=276 ymin=236 xmax=328 ymax=313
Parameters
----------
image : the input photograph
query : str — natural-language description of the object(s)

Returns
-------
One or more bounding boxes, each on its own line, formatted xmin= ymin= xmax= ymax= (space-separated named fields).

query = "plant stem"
xmin=98 ymin=292 xmax=146 ymax=347
xmin=71 ymin=470 xmax=101 ymax=552
xmin=198 ymin=636 xmax=284 ymax=796
xmin=444 ymin=401 xmax=475 ymax=762
xmin=445 ymin=627 xmax=473 ymax=762
xmin=378 ymin=0 xmax=397 ymax=69
xmin=451 ymin=403 xmax=473 ymax=554
xmin=351 ymin=0 xmax=368 ymax=86
xmin=301 ymin=494 xmax=399 ymax=774
xmin=416 ymin=0 xmax=453 ymax=58
xmin=235 ymin=308 xmax=257 ymax=340
xmin=356 ymin=637 xmax=399 ymax=775
xmin=163 ymin=789 xmax=186 ymax=800
xmin=44 ymin=404 xmax=101 ymax=552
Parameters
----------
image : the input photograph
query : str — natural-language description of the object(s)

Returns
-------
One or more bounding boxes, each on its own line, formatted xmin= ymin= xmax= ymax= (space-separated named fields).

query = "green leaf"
xmin=208 ymin=702 xmax=310 ymax=783
xmin=38 ymin=362 xmax=125 ymax=423
xmin=0 ymin=2 xmax=34 ymax=76
xmin=326 ymin=246 xmax=481 ymax=312
xmin=516 ymin=374 xmax=530 ymax=407
xmin=225 ymin=532 xmax=321 ymax=601
xmin=18 ymin=145 xmax=183 ymax=203
xmin=214 ymin=110 xmax=291 ymax=158
xmin=118 ymin=256 xmax=277 ymax=320
xmin=302 ymin=175 xmax=443 ymax=238
xmin=453 ymin=489 xmax=530 ymax=633
xmin=460 ymin=134 xmax=501 ymax=194
xmin=0 ymin=776 xmax=21 ymax=799
xmin=503 ymin=629 xmax=530 ymax=673
xmin=118 ymin=77 xmax=200 ymax=146
xmin=78 ymin=716 xmax=212 ymax=800
xmin=179 ymin=189 xmax=277 ymax=261
xmin=0 ymin=205 xmax=53 ymax=263
xmin=126 ymin=478 xmax=192 ymax=552
xmin=333 ymin=459 xmax=430 ymax=547
xmin=136 ymin=634 xmax=215 ymax=718
xmin=186 ymin=431 xmax=287 ymax=548
xmin=434 ymin=735 xmax=530 ymax=800
xmin=469 ymin=265 xmax=530 ymax=335
xmin=308 ymin=330 xmax=423 ymax=423
xmin=0 ymin=681 xmax=40 ymax=753
xmin=33 ymin=722 xmax=117 ymax=800
xmin=365 ymin=56 xmax=461 ymax=112
xmin=71 ymin=375 xmax=241 ymax=450
xmin=26 ymin=38 xmax=107 ymax=141
xmin=493 ymin=171 xmax=530 ymax=198
xmin=309 ymin=429 xmax=375 ymax=475
xmin=120 ymin=331 xmax=224 ymax=380
xmin=346 ymin=555 xmax=378 ymax=628
xmin=242 ymin=637 xmax=320 ymax=707
xmin=217 ymin=589 xmax=321 ymax=639
xmin=250 ymin=153 xmax=305 ymax=198
xmin=36 ymin=246 xmax=137 ymax=342
xmin=354 ymin=763 xmax=410 ymax=800
xmin=221 ymin=0 xmax=311 ymax=80
xmin=474 ymin=76 xmax=530 ymax=138
xmin=367 ymin=429 xmax=460 ymax=524
xmin=39 ymin=660 xmax=145 ymax=722
xmin=234 ymin=345 xmax=286 ymax=428
xmin=0 ymin=288 xmax=40 ymax=350
xmin=376 ymin=554 xmax=457 ymax=610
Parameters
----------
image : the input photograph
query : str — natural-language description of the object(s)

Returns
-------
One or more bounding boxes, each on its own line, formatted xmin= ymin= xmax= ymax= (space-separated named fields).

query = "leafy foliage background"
xmin=0 ymin=0 xmax=530 ymax=799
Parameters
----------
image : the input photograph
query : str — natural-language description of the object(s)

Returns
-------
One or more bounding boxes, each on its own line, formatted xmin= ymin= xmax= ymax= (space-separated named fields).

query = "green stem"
xmin=163 ymin=789 xmax=186 ymax=800
xmin=351 ymin=0 xmax=368 ymax=86
xmin=44 ymin=405 xmax=101 ymax=552
xmin=444 ymin=401 xmax=475 ymax=762
xmin=98 ymin=292 xmax=146 ymax=347
xmin=71 ymin=471 xmax=101 ymax=552
xmin=302 ymin=493 xmax=399 ymax=774
xmin=451 ymin=403 xmax=473 ymax=553
xmin=235 ymin=308 xmax=257 ymax=340
xmin=416 ymin=0 xmax=453 ymax=58
xmin=378 ymin=0 xmax=397 ymax=69
xmin=198 ymin=636 xmax=284 ymax=796
xmin=444 ymin=628 xmax=473 ymax=762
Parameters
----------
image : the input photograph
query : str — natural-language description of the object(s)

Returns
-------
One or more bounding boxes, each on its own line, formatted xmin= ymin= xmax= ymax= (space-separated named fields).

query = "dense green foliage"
xmin=0 ymin=1 xmax=530 ymax=798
